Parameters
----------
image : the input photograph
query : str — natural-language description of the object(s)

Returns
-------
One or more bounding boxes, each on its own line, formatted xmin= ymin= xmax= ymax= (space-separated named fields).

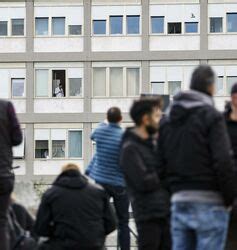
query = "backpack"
xmin=8 ymin=206 xmax=37 ymax=250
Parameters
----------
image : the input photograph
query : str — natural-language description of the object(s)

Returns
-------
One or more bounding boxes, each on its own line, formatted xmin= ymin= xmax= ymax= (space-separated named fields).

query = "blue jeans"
xmin=171 ymin=202 xmax=230 ymax=250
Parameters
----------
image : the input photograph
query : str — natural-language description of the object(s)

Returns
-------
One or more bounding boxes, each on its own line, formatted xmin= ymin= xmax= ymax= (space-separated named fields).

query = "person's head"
xmin=130 ymin=97 xmax=163 ymax=135
xmin=61 ymin=163 xmax=80 ymax=174
xmin=190 ymin=65 xmax=216 ymax=96
xmin=231 ymin=83 xmax=237 ymax=109
xmin=59 ymin=83 xmax=63 ymax=89
xmin=107 ymin=107 xmax=122 ymax=124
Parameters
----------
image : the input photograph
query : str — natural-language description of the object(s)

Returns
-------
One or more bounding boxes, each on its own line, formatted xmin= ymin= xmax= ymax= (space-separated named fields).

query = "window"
xmin=13 ymin=130 xmax=25 ymax=159
xmin=52 ymin=140 xmax=65 ymax=158
xmin=69 ymin=131 xmax=82 ymax=158
xmin=11 ymin=78 xmax=25 ymax=98
xmin=227 ymin=13 xmax=237 ymax=32
xmin=35 ymin=69 xmax=49 ymax=97
xmin=227 ymin=76 xmax=237 ymax=95
xmin=69 ymin=25 xmax=82 ymax=35
xmin=93 ymin=68 xmax=106 ymax=97
xmin=127 ymin=68 xmax=140 ymax=96
xmin=168 ymin=22 xmax=182 ymax=34
xmin=52 ymin=70 xmax=66 ymax=97
xmin=35 ymin=141 xmax=49 ymax=159
xmin=11 ymin=19 xmax=24 ymax=36
xmin=35 ymin=17 xmax=48 ymax=36
xmin=69 ymin=78 xmax=82 ymax=96
xmin=151 ymin=82 xmax=164 ymax=95
xmin=93 ymin=20 xmax=106 ymax=35
xmin=35 ymin=129 xmax=82 ymax=159
xmin=110 ymin=67 xmax=123 ymax=96
xmin=151 ymin=16 xmax=164 ymax=34
xmin=215 ymin=76 xmax=224 ymax=96
xmin=127 ymin=15 xmax=140 ymax=34
xmin=185 ymin=22 xmax=198 ymax=33
xmin=210 ymin=17 xmax=223 ymax=33
xmin=168 ymin=81 xmax=181 ymax=95
xmin=52 ymin=17 xmax=65 ymax=35
xmin=0 ymin=21 xmax=7 ymax=36
xmin=110 ymin=16 xmax=123 ymax=34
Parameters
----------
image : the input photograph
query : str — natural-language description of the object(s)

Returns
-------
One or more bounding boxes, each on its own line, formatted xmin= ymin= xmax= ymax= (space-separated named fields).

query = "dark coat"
xmin=0 ymin=100 xmax=22 ymax=179
xmin=34 ymin=170 xmax=116 ymax=249
xmin=120 ymin=128 xmax=170 ymax=223
xmin=158 ymin=90 xmax=237 ymax=206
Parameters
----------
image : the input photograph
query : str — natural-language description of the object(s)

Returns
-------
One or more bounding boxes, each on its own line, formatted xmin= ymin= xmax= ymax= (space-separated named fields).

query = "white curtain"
xmin=127 ymin=68 xmax=140 ymax=96
xmin=36 ymin=69 xmax=49 ymax=97
xmin=93 ymin=68 xmax=106 ymax=97
xmin=110 ymin=67 xmax=123 ymax=97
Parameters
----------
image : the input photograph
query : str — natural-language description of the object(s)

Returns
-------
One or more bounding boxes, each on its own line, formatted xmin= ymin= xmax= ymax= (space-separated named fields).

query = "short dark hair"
xmin=107 ymin=107 xmax=122 ymax=123
xmin=231 ymin=83 xmax=237 ymax=95
xmin=130 ymin=97 xmax=163 ymax=126
xmin=190 ymin=65 xmax=216 ymax=95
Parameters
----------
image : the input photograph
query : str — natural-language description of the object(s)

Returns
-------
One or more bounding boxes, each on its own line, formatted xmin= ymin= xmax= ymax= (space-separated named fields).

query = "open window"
xmin=52 ymin=70 xmax=66 ymax=97
xmin=168 ymin=22 xmax=182 ymax=34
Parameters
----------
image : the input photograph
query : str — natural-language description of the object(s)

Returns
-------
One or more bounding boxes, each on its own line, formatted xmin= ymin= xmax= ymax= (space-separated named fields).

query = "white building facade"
xmin=0 ymin=0 xmax=235 ymax=182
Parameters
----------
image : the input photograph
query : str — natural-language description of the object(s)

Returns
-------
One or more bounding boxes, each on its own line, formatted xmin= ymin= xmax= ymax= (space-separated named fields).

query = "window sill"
xmin=150 ymin=34 xmax=199 ymax=36
xmin=92 ymin=35 xmax=142 ymax=38
xmin=35 ymin=35 xmax=83 ymax=38
xmin=34 ymin=97 xmax=84 ymax=99
xmin=35 ymin=158 xmax=83 ymax=161
xmin=92 ymin=96 xmax=139 ymax=99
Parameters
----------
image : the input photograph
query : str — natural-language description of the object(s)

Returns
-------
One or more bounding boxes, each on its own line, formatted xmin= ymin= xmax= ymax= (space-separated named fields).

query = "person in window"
xmin=120 ymin=97 xmax=171 ymax=250
xmin=54 ymin=83 xmax=64 ymax=97
xmin=0 ymin=100 xmax=22 ymax=250
xmin=86 ymin=108 xmax=130 ymax=250
xmin=35 ymin=163 xmax=116 ymax=250
xmin=224 ymin=83 xmax=237 ymax=250
xmin=157 ymin=65 xmax=237 ymax=250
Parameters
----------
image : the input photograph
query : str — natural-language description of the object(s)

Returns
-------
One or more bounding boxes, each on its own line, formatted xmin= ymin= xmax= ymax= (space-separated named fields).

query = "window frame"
xmin=34 ymin=128 xmax=83 ymax=160
xmin=11 ymin=18 xmax=25 ymax=36
xmin=209 ymin=17 xmax=223 ymax=34
xmin=93 ymin=19 xmax=107 ymax=35
xmin=167 ymin=22 xmax=182 ymax=35
xmin=35 ymin=17 xmax=49 ymax=36
xmin=185 ymin=22 xmax=199 ymax=34
xmin=126 ymin=15 xmax=140 ymax=35
xmin=68 ymin=24 xmax=82 ymax=36
xmin=11 ymin=78 xmax=25 ymax=99
xmin=52 ymin=17 xmax=66 ymax=36
xmin=92 ymin=66 xmax=141 ymax=98
xmin=150 ymin=16 xmax=165 ymax=34
xmin=0 ymin=21 xmax=8 ymax=36
xmin=110 ymin=15 xmax=123 ymax=35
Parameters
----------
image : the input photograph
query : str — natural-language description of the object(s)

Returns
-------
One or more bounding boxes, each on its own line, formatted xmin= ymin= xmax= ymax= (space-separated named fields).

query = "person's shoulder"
xmin=87 ymin=181 xmax=106 ymax=195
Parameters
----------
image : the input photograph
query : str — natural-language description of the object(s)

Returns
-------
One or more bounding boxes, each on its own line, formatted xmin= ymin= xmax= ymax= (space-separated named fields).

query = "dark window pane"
xmin=168 ymin=22 xmax=182 ymax=34
xmin=93 ymin=20 xmax=106 ymax=34
xmin=127 ymin=15 xmax=140 ymax=34
xmin=69 ymin=25 xmax=82 ymax=35
xmin=227 ymin=13 xmax=237 ymax=32
xmin=110 ymin=16 xmax=123 ymax=34
xmin=0 ymin=21 xmax=7 ymax=36
xmin=185 ymin=22 xmax=198 ymax=33
xmin=52 ymin=17 xmax=65 ymax=35
xmin=12 ymin=19 xmax=24 ymax=36
xmin=35 ymin=140 xmax=48 ymax=158
xmin=35 ymin=18 xmax=48 ymax=35
xmin=210 ymin=17 xmax=223 ymax=33
xmin=151 ymin=16 xmax=164 ymax=33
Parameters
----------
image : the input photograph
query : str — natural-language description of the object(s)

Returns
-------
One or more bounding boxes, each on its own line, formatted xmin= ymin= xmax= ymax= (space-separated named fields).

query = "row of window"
xmin=210 ymin=13 xmax=237 ymax=33
xmin=35 ymin=129 xmax=83 ymax=159
xmin=0 ymin=19 xmax=24 ymax=36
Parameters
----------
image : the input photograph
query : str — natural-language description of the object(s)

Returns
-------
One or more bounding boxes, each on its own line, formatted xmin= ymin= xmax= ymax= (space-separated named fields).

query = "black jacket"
xmin=34 ymin=170 xmax=116 ymax=249
xmin=120 ymin=129 xmax=170 ymax=223
xmin=158 ymin=90 xmax=237 ymax=206
xmin=224 ymin=106 xmax=237 ymax=165
xmin=0 ymin=100 xmax=22 ymax=178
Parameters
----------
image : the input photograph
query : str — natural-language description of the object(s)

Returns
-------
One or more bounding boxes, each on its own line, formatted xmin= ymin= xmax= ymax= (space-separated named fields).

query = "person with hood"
xmin=120 ymin=97 xmax=171 ymax=250
xmin=157 ymin=65 xmax=237 ymax=250
xmin=224 ymin=83 xmax=237 ymax=250
xmin=34 ymin=163 xmax=116 ymax=250
xmin=0 ymin=100 xmax=22 ymax=250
